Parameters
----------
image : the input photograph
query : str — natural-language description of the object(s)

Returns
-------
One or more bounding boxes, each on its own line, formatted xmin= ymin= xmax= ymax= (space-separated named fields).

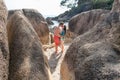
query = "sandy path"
xmin=44 ymin=43 xmax=70 ymax=80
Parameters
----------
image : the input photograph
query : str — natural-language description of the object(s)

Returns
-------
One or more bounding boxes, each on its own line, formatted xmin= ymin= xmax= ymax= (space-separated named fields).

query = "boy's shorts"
xmin=54 ymin=35 xmax=60 ymax=46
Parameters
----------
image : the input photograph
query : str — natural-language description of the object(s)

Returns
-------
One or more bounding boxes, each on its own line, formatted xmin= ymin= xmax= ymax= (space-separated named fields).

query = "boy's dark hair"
xmin=59 ymin=22 xmax=64 ymax=26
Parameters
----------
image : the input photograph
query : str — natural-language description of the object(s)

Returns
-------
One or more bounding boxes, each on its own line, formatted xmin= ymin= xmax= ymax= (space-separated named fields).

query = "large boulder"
xmin=111 ymin=0 xmax=120 ymax=13
xmin=7 ymin=11 xmax=51 ymax=80
xmin=22 ymin=9 xmax=49 ymax=44
xmin=61 ymin=0 xmax=120 ymax=80
xmin=61 ymin=41 xmax=120 ymax=80
xmin=64 ymin=29 xmax=77 ymax=43
xmin=69 ymin=9 xmax=109 ymax=35
xmin=46 ymin=17 xmax=54 ymax=25
xmin=8 ymin=9 xmax=23 ymax=19
xmin=8 ymin=9 xmax=49 ymax=44
xmin=0 ymin=0 xmax=9 ymax=80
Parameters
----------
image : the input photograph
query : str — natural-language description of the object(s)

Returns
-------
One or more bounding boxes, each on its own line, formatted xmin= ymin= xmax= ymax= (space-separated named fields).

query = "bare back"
xmin=54 ymin=27 xmax=61 ymax=37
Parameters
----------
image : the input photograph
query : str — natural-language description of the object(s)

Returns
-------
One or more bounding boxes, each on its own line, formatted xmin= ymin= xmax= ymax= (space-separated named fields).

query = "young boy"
xmin=53 ymin=26 xmax=61 ymax=54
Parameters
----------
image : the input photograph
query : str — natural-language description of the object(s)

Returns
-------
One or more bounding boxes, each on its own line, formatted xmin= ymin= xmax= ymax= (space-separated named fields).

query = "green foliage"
xmin=92 ymin=0 xmax=114 ymax=10
xmin=60 ymin=0 xmax=114 ymax=10
xmin=60 ymin=0 xmax=78 ymax=8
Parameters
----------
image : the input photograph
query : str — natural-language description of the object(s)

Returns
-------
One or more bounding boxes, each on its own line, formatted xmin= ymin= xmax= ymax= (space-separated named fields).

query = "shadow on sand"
xmin=48 ymin=52 xmax=62 ymax=73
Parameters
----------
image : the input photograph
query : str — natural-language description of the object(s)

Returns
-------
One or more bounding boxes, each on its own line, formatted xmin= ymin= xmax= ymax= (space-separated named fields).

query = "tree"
xmin=60 ymin=0 xmax=92 ymax=8
xmin=60 ymin=0 xmax=78 ymax=8
xmin=60 ymin=0 xmax=113 ymax=9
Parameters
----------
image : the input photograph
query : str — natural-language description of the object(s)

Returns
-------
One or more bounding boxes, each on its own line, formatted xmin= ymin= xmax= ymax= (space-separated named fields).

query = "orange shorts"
xmin=54 ymin=35 xmax=60 ymax=46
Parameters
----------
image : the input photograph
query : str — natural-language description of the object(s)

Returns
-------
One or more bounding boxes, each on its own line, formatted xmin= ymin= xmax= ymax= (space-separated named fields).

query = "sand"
xmin=44 ymin=43 xmax=70 ymax=80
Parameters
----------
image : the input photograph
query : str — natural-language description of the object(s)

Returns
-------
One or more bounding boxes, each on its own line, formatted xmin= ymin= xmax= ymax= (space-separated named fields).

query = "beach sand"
xmin=44 ymin=43 xmax=70 ymax=80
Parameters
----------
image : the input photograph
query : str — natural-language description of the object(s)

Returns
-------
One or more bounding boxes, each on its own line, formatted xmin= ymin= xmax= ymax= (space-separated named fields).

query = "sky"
xmin=4 ymin=0 xmax=69 ymax=17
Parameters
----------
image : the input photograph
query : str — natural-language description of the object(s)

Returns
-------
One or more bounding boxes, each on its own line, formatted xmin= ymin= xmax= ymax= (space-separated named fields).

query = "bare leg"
xmin=55 ymin=44 xmax=58 ymax=54
xmin=60 ymin=41 xmax=64 ymax=53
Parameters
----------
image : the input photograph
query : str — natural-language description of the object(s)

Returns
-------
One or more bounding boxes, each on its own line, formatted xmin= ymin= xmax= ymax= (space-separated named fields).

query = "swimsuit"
xmin=54 ymin=35 xmax=60 ymax=46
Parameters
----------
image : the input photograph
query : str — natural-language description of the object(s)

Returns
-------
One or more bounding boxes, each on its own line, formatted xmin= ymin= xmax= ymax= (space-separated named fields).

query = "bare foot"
xmin=54 ymin=51 xmax=57 ymax=54
xmin=60 ymin=50 xmax=64 ymax=53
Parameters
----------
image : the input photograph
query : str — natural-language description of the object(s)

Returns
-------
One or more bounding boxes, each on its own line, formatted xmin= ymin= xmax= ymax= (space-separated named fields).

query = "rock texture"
xmin=23 ymin=9 xmax=49 ymax=44
xmin=61 ymin=0 xmax=120 ymax=80
xmin=111 ymin=0 xmax=120 ymax=13
xmin=0 ymin=0 xmax=9 ymax=80
xmin=7 ymin=11 xmax=51 ymax=80
xmin=69 ymin=9 xmax=109 ymax=35
xmin=8 ymin=9 xmax=49 ymax=44
xmin=64 ymin=29 xmax=77 ymax=43
xmin=46 ymin=17 xmax=54 ymax=25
